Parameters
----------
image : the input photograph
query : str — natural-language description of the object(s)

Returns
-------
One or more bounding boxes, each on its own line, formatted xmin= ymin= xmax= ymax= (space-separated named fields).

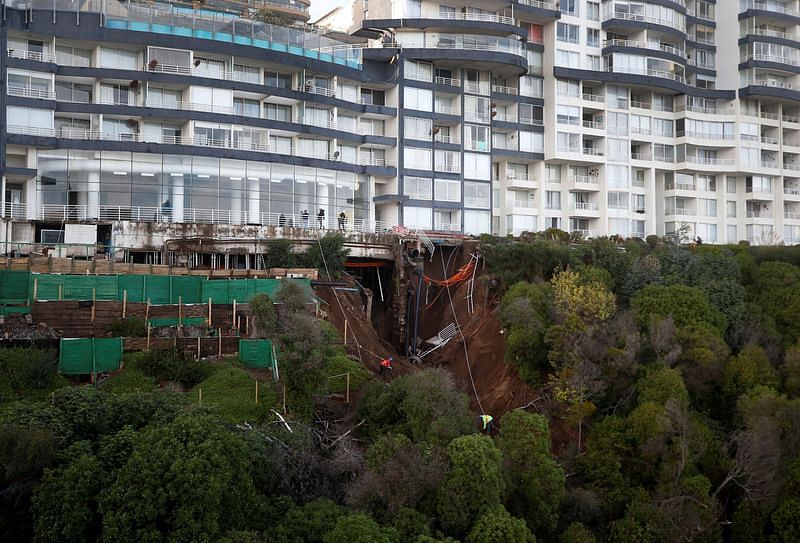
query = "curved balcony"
xmin=212 ymin=0 xmax=310 ymax=21
xmin=740 ymin=1 xmax=800 ymax=20
xmin=382 ymin=34 xmax=528 ymax=73
xmin=602 ymin=12 xmax=686 ymax=37
xmin=357 ymin=12 xmax=526 ymax=39
xmin=512 ymin=0 xmax=561 ymax=23
xmin=602 ymin=39 xmax=686 ymax=63
xmin=740 ymin=79 xmax=800 ymax=101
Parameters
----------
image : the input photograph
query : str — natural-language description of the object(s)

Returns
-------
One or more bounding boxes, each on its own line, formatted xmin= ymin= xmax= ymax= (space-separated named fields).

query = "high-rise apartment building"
xmin=2 ymin=0 xmax=799 ymax=248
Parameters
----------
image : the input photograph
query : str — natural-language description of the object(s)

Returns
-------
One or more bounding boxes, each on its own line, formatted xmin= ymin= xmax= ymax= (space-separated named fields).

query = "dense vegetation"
xmin=2 ymin=232 xmax=800 ymax=542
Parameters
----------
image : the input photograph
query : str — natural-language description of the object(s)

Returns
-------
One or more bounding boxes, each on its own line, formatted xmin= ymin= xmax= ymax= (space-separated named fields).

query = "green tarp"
xmin=59 ymin=338 xmax=123 ymax=375
xmin=0 ymin=271 xmax=312 ymax=306
xmin=0 ymin=306 xmax=30 ymax=316
xmin=148 ymin=317 xmax=207 ymax=328
xmin=0 ymin=270 xmax=31 ymax=305
xmin=239 ymin=339 xmax=275 ymax=369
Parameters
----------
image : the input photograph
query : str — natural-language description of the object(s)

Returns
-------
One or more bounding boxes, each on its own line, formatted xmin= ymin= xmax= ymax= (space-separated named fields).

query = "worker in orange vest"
xmin=379 ymin=357 xmax=393 ymax=379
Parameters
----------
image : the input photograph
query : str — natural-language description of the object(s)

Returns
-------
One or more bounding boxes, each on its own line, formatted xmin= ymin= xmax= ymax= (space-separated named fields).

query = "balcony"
xmin=506 ymin=175 xmax=538 ymax=190
xmin=494 ymin=113 xmax=518 ymax=123
xmin=435 ymin=76 xmax=461 ymax=87
xmin=747 ymin=210 xmax=773 ymax=219
xmin=492 ymin=84 xmax=519 ymax=95
xmin=741 ymin=1 xmax=800 ymax=17
xmin=747 ymin=54 xmax=800 ymax=67
xmin=667 ymin=208 xmax=697 ymax=216
xmin=742 ymin=28 xmax=799 ymax=41
xmin=603 ymin=39 xmax=685 ymax=59
xmin=583 ymin=120 xmax=605 ymax=129
xmin=7 ymin=48 xmax=56 ymax=63
xmin=603 ymin=11 xmax=686 ymax=32
xmin=684 ymin=156 xmax=736 ymax=166
xmin=572 ymin=202 xmax=600 ymax=211
xmin=583 ymin=93 xmax=605 ymax=103
xmin=7 ymin=86 xmax=56 ymax=100
xmin=435 ymin=134 xmax=461 ymax=145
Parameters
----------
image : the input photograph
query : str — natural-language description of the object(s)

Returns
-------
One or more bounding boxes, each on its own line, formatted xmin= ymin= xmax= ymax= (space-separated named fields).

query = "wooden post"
xmin=198 ymin=387 xmax=202 ymax=405
xmin=145 ymin=298 xmax=151 ymax=321
xmin=178 ymin=296 xmax=182 ymax=330
xmin=91 ymin=288 xmax=96 ymax=322
xmin=208 ymin=297 xmax=212 ymax=327
xmin=197 ymin=336 xmax=201 ymax=360
xmin=147 ymin=324 xmax=151 ymax=350
xmin=58 ymin=284 xmax=63 ymax=300
xmin=232 ymin=299 xmax=237 ymax=329
xmin=237 ymin=315 xmax=241 ymax=331
xmin=255 ymin=380 xmax=259 ymax=404
xmin=122 ymin=290 xmax=127 ymax=318
xmin=218 ymin=328 xmax=222 ymax=356
xmin=32 ymin=278 xmax=38 ymax=302
xmin=346 ymin=373 xmax=350 ymax=404
xmin=343 ymin=320 xmax=348 ymax=345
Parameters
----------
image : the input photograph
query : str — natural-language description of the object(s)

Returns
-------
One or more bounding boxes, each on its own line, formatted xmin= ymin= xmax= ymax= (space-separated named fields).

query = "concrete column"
xmin=1 ymin=175 xmax=6 ymax=219
xmin=173 ymin=175 xmax=185 ymax=223
xmin=247 ymin=177 xmax=259 ymax=224
xmin=25 ymin=177 xmax=37 ymax=220
xmin=87 ymin=171 xmax=100 ymax=220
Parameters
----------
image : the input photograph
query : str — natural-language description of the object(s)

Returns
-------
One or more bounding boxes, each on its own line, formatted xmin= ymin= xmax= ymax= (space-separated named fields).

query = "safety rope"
xmin=439 ymin=250 xmax=485 ymax=414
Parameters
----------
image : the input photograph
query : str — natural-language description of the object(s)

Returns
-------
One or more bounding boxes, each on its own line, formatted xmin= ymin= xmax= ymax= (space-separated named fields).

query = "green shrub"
xmin=108 ymin=317 xmax=147 ymax=337
xmin=125 ymin=348 xmax=214 ymax=388
xmin=191 ymin=367 xmax=276 ymax=424
xmin=0 ymin=348 xmax=66 ymax=403
xmin=325 ymin=351 xmax=373 ymax=395
xmin=99 ymin=369 xmax=157 ymax=395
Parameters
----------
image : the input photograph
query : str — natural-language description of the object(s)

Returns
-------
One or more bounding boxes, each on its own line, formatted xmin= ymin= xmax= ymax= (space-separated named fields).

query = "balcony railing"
xmin=7 ymin=48 xmax=56 ymax=63
xmin=515 ymin=0 xmax=558 ymax=9
xmin=493 ymin=113 xmax=517 ymax=123
xmin=603 ymin=39 xmax=685 ymax=58
xmin=8 ymin=126 xmax=398 ymax=168
xmin=742 ymin=28 xmax=798 ymax=41
xmin=435 ymin=11 xmax=516 ymax=25
xmin=583 ymin=93 xmax=605 ymax=102
xmin=492 ymin=84 xmax=518 ymax=95
xmin=435 ymin=134 xmax=461 ymax=144
xmin=784 ymin=187 xmax=800 ymax=195
xmin=5 ymin=204 xmax=396 ymax=233
xmin=7 ymin=86 xmax=56 ymax=100
xmin=748 ymin=54 xmax=800 ymax=67
xmin=741 ymin=1 xmax=800 ymax=17
xmin=604 ymin=11 xmax=686 ymax=32
xmin=572 ymin=202 xmax=599 ymax=210
xmin=583 ymin=120 xmax=605 ymax=129
xmin=435 ymin=76 xmax=461 ymax=87
xmin=685 ymin=156 xmax=736 ymax=166
xmin=688 ymin=34 xmax=715 ymax=45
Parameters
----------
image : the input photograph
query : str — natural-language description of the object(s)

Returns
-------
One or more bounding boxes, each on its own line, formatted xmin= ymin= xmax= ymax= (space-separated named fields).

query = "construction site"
xmin=0 ymin=226 xmax=532 ymax=419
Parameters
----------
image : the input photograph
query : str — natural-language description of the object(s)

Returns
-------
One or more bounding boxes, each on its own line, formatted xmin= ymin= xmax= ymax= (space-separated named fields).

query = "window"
xmin=435 ymin=150 xmax=460 ymax=173
xmin=404 ymin=87 xmax=433 ymax=111
xmin=464 ymin=96 xmax=490 ymax=123
xmin=234 ymin=98 xmax=260 ymax=118
xmin=587 ymin=1 xmax=600 ymax=20
xmin=608 ymin=192 xmax=629 ymax=210
xmin=557 ymin=132 xmax=580 ymax=152
xmin=556 ymin=49 xmax=580 ymax=66
xmin=7 ymin=106 xmax=52 ymax=129
xmin=631 ymin=114 xmax=651 ymax=135
xmin=696 ymin=223 xmax=717 ymax=242
xmin=99 ymin=48 xmax=138 ymax=69
xmin=633 ymin=194 xmax=645 ymax=213
xmin=608 ymin=112 xmax=628 ymax=135
xmin=519 ymin=104 xmax=543 ymax=125
xmin=698 ymin=198 xmax=717 ymax=217
xmin=607 ymin=165 xmax=629 ymax=188
xmin=405 ymin=117 xmax=433 ymax=140
xmin=727 ymin=225 xmax=737 ymax=242
xmin=404 ymin=176 xmax=432 ymax=200
xmin=405 ymin=60 xmax=433 ymax=82
xmin=404 ymin=147 xmax=432 ymax=170
xmin=557 ymin=23 xmax=579 ymax=44
xmin=727 ymin=201 xmax=737 ymax=218
xmin=404 ymin=206 xmax=432 ymax=229
xmin=265 ymin=71 xmax=292 ymax=89
xmin=100 ymin=83 xmax=134 ymax=106
xmin=519 ymin=131 xmax=543 ymax=153
xmin=464 ymin=153 xmax=490 ymax=180
xmin=607 ymin=139 xmax=629 ymax=161
xmin=653 ymin=118 xmax=674 ymax=137
xmin=264 ymin=103 xmax=291 ymax=122
xmin=55 ymin=81 xmax=92 ymax=103
xmin=464 ymin=182 xmax=490 ymax=208
xmin=586 ymin=28 xmax=600 ymax=47
xmin=405 ymin=0 xmax=421 ymax=17
xmin=654 ymin=144 xmax=674 ymax=162
xmin=360 ymin=88 xmax=385 ymax=106
xmin=465 ymin=125 xmax=490 ymax=151
xmin=55 ymin=46 xmax=91 ymax=67
xmin=560 ymin=0 xmax=578 ymax=16
xmin=233 ymin=64 xmax=260 ymax=84
xmin=546 ymin=190 xmax=561 ymax=210
xmin=607 ymin=86 xmax=628 ymax=109
xmin=697 ymin=175 xmax=716 ymax=192
xmin=360 ymin=118 xmax=385 ymax=136
xmin=520 ymin=76 xmax=543 ymax=98
xmin=464 ymin=210 xmax=490 ymax=235
xmin=557 ymin=79 xmax=580 ymax=97
xmin=557 ymin=105 xmax=580 ymax=125
xmin=727 ymin=177 xmax=737 ymax=193
xmin=435 ymin=178 xmax=461 ymax=202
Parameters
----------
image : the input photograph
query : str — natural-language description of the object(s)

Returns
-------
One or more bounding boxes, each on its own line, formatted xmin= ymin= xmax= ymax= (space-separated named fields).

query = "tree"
xmin=496 ymin=411 xmax=564 ymax=536
xmin=358 ymin=369 xmax=474 ymax=445
xmin=250 ymin=7 xmax=296 ymax=27
xmin=501 ymin=282 xmax=552 ymax=384
xmin=551 ymin=268 xmax=616 ymax=324
xmin=631 ymin=284 xmax=726 ymax=334
xmin=249 ymin=294 xmax=277 ymax=338
xmin=465 ymin=505 xmax=536 ymax=543
xmin=266 ymin=238 xmax=297 ymax=268
xmin=323 ymin=514 xmax=398 ymax=543
xmin=305 ymin=233 xmax=350 ymax=278
xmin=558 ymin=523 xmax=596 ymax=543
xmin=100 ymin=415 xmax=258 ymax=542
xmin=348 ymin=434 xmax=447 ymax=518
xmin=723 ymin=345 xmax=780 ymax=400
xmin=781 ymin=344 xmax=800 ymax=397
xmin=276 ymin=281 xmax=309 ymax=314
xmin=770 ymin=497 xmax=800 ymax=543
xmin=437 ymin=434 xmax=505 ymax=536
xmin=637 ymin=366 xmax=689 ymax=407
xmin=31 ymin=453 xmax=102 ymax=543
